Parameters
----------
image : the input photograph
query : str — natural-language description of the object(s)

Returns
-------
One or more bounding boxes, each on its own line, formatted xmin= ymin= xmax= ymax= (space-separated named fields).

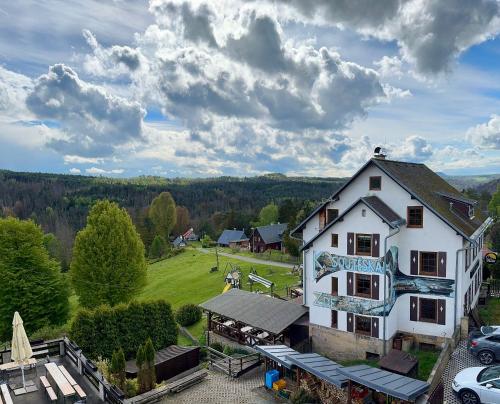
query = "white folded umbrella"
xmin=11 ymin=311 xmax=33 ymax=390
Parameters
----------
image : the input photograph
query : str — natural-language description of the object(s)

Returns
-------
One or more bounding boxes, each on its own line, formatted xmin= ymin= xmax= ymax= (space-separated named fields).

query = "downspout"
xmin=383 ymin=225 xmax=401 ymax=356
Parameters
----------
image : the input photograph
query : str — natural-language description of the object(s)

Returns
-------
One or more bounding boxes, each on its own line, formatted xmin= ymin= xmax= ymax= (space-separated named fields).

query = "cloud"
xmin=390 ymin=135 xmax=433 ymax=162
xmin=69 ymin=168 xmax=81 ymax=174
xmin=0 ymin=66 xmax=33 ymax=120
xmin=466 ymin=115 xmax=500 ymax=150
xmin=63 ymin=155 xmax=104 ymax=165
xmin=82 ymin=29 xmax=141 ymax=78
xmin=26 ymin=64 xmax=145 ymax=157
xmin=85 ymin=167 xmax=124 ymax=175
xmin=273 ymin=0 xmax=500 ymax=74
xmin=374 ymin=56 xmax=404 ymax=79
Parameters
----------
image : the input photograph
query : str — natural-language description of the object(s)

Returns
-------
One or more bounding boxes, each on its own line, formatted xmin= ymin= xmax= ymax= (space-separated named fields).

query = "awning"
xmin=339 ymin=364 xmax=429 ymax=401
xmin=200 ymin=289 xmax=308 ymax=335
xmin=254 ymin=345 xmax=298 ymax=369
xmin=286 ymin=353 xmax=348 ymax=388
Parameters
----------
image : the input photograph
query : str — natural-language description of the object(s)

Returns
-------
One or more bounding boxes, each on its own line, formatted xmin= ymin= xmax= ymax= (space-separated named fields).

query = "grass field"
xmin=68 ymin=247 xmax=300 ymax=343
xmin=479 ymin=297 xmax=500 ymax=325
xmin=139 ymin=247 xmax=300 ymax=307
xmin=216 ymin=246 xmax=300 ymax=265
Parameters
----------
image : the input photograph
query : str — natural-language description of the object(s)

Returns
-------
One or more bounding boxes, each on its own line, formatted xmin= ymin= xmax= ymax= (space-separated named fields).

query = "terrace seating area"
xmin=0 ymin=338 xmax=114 ymax=403
xmin=200 ymin=289 xmax=309 ymax=348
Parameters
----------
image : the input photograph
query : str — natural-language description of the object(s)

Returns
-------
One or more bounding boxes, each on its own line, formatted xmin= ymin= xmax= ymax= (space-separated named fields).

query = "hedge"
xmin=70 ymin=300 xmax=178 ymax=360
xmin=175 ymin=304 xmax=202 ymax=327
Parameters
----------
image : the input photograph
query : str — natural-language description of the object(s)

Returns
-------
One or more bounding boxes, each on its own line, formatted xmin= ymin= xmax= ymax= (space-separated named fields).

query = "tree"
xmin=148 ymin=192 xmax=177 ymax=240
xmin=70 ymin=200 xmax=147 ymax=308
xmin=110 ymin=348 xmax=126 ymax=390
xmin=491 ymin=222 xmax=500 ymax=253
xmin=253 ymin=203 xmax=279 ymax=227
xmin=136 ymin=344 xmax=146 ymax=394
xmin=144 ymin=338 xmax=156 ymax=391
xmin=149 ymin=235 xmax=167 ymax=259
xmin=173 ymin=206 xmax=190 ymax=236
xmin=488 ymin=184 xmax=500 ymax=216
xmin=283 ymin=232 xmax=300 ymax=257
xmin=0 ymin=217 xmax=69 ymax=340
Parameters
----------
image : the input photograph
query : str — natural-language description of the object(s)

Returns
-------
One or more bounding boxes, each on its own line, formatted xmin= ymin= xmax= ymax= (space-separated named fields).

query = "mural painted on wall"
xmin=313 ymin=247 xmax=455 ymax=316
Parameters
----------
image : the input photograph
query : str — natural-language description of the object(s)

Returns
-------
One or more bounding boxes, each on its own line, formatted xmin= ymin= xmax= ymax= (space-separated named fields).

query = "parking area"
xmin=442 ymin=340 xmax=482 ymax=404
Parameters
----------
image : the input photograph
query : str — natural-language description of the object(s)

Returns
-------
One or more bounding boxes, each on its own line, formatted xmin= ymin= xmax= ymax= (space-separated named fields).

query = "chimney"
xmin=373 ymin=146 xmax=386 ymax=160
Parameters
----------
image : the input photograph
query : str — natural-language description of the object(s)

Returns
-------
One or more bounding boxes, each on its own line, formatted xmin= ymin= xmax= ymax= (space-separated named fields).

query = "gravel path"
xmin=198 ymin=248 xmax=295 ymax=269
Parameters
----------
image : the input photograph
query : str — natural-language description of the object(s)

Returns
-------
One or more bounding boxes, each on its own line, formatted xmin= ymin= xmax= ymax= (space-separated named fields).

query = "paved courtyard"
xmin=162 ymin=366 xmax=281 ymax=403
xmin=442 ymin=340 xmax=482 ymax=404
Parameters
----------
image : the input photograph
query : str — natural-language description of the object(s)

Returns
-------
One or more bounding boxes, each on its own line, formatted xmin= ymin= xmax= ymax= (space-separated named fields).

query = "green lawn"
xmin=68 ymin=247 xmax=300 ymax=342
xmin=216 ymin=246 xmax=300 ymax=265
xmin=139 ymin=248 xmax=300 ymax=307
xmin=479 ymin=297 xmax=500 ymax=325
xmin=409 ymin=349 xmax=440 ymax=381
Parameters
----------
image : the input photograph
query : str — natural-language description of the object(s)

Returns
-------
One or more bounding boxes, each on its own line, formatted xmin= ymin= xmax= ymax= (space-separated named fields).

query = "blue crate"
xmin=265 ymin=369 xmax=279 ymax=389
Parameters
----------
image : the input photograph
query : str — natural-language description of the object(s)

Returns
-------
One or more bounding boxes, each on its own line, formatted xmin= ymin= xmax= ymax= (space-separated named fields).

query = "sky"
xmin=0 ymin=0 xmax=500 ymax=178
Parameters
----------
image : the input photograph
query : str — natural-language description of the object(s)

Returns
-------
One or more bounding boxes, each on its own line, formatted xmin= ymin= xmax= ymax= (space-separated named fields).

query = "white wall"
xmin=302 ymin=161 xmax=484 ymax=340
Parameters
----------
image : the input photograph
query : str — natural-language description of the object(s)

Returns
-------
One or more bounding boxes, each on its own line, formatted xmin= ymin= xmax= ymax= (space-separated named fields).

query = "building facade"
xmin=293 ymin=156 xmax=492 ymax=360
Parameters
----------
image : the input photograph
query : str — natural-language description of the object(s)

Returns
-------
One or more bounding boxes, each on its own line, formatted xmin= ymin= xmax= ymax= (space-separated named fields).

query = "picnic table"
xmin=44 ymin=363 xmax=75 ymax=399
xmin=240 ymin=326 xmax=253 ymax=333
xmin=0 ymin=358 xmax=36 ymax=371
xmin=223 ymin=320 xmax=235 ymax=327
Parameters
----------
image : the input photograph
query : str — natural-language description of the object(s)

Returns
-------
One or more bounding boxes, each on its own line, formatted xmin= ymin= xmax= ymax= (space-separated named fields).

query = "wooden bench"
xmin=0 ymin=384 xmax=13 ymax=404
xmin=74 ymin=384 xmax=87 ymax=401
xmin=168 ymin=370 xmax=208 ymax=393
xmin=40 ymin=375 xmax=57 ymax=402
xmin=58 ymin=365 xmax=77 ymax=386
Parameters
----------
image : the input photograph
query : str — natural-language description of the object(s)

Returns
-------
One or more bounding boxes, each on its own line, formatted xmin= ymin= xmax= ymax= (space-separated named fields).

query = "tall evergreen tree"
xmin=110 ymin=348 xmax=126 ymax=390
xmin=144 ymin=338 xmax=156 ymax=391
xmin=136 ymin=344 xmax=146 ymax=394
xmin=148 ymin=192 xmax=176 ymax=239
xmin=70 ymin=200 xmax=147 ymax=308
xmin=0 ymin=217 xmax=69 ymax=340
xmin=489 ymin=184 xmax=500 ymax=216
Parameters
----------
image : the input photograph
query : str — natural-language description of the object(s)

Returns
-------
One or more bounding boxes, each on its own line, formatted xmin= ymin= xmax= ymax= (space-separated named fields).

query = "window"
xmin=331 ymin=277 xmax=338 ymax=296
xmin=419 ymin=298 xmax=437 ymax=323
xmin=355 ymin=315 xmax=372 ymax=335
xmin=356 ymin=234 xmax=372 ymax=256
xmin=361 ymin=209 xmax=366 ymax=217
xmin=331 ymin=233 xmax=339 ymax=247
xmin=369 ymin=176 xmax=381 ymax=190
xmin=407 ymin=206 xmax=423 ymax=228
xmin=420 ymin=252 xmax=437 ymax=276
xmin=355 ymin=274 xmax=372 ymax=298
xmin=477 ymin=365 xmax=500 ymax=383
xmin=327 ymin=209 xmax=339 ymax=224
xmin=331 ymin=310 xmax=338 ymax=328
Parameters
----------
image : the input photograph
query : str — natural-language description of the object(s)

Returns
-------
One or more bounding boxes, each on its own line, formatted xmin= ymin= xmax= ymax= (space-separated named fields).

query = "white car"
xmin=452 ymin=365 xmax=500 ymax=404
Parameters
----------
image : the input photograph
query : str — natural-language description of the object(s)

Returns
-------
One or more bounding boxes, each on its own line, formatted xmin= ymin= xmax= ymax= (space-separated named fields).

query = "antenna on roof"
xmin=373 ymin=146 xmax=387 ymax=160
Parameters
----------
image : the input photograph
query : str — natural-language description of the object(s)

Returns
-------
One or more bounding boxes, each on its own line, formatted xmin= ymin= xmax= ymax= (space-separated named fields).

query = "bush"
xmin=175 ymin=304 xmax=202 ymax=327
xmin=124 ymin=378 xmax=139 ymax=398
xmin=223 ymin=345 xmax=234 ymax=356
xmin=70 ymin=300 xmax=178 ymax=360
xmin=210 ymin=342 xmax=223 ymax=352
xmin=30 ymin=323 xmax=68 ymax=341
xmin=201 ymin=235 xmax=215 ymax=248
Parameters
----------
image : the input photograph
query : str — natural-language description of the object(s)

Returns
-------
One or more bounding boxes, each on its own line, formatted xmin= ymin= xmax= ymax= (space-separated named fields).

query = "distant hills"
xmin=440 ymin=173 xmax=500 ymax=193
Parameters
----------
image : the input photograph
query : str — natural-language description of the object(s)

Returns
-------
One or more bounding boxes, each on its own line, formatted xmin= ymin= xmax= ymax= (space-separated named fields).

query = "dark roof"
xmin=125 ymin=345 xmax=199 ymax=374
xmin=339 ymin=364 xmax=429 ymax=401
xmin=373 ymin=158 xmax=486 ymax=238
xmin=255 ymin=223 xmax=288 ymax=244
xmin=173 ymin=236 xmax=186 ymax=247
xmin=217 ymin=229 xmax=247 ymax=245
xmin=435 ymin=191 xmax=478 ymax=206
xmin=286 ymin=353 xmax=348 ymax=388
xmin=294 ymin=158 xmax=488 ymax=240
xmin=378 ymin=349 xmax=418 ymax=375
xmin=253 ymin=345 xmax=298 ymax=369
xmin=302 ymin=196 xmax=404 ymax=250
xmin=199 ymin=289 xmax=308 ymax=335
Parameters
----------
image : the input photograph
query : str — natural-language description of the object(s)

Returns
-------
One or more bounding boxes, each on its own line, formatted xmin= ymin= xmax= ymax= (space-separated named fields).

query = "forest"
xmin=0 ymin=170 xmax=346 ymax=268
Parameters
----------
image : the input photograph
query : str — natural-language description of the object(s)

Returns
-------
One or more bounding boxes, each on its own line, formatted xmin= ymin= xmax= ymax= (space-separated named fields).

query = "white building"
xmin=292 ymin=154 xmax=493 ymax=360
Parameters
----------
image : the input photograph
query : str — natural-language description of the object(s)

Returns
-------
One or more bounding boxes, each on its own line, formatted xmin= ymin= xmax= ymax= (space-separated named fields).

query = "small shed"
xmin=339 ymin=364 xmax=429 ymax=403
xmin=125 ymin=345 xmax=199 ymax=383
xmin=217 ymin=229 xmax=247 ymax=246
xmin=379 ymin=349 xmax=418 ymax=378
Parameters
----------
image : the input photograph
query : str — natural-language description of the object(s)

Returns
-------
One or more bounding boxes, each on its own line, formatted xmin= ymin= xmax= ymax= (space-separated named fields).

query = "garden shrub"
xmin=223 ymin=345 xmax=234 ymax=356
xmin=70 ymin=300 xmax=178 ymax=360
xmin=175 ymin=304 xmax=202 ymax=327
xmin=210 ymin=342 xmax=223 ymax=352
xmin=30 ymin=323 xmax=68 ymax=341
